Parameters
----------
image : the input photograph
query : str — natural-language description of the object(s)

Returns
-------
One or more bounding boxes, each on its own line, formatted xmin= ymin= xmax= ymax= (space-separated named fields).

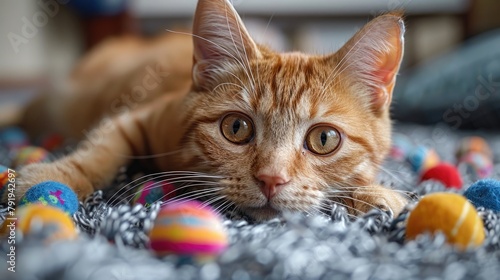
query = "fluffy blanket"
xmin=1 ymin=124 xmax=500 ymax=280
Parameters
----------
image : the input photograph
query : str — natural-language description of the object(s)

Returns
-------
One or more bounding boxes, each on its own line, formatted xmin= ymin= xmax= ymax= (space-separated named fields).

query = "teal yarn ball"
xmin=20 ymin=181 xmax=79 ymax=215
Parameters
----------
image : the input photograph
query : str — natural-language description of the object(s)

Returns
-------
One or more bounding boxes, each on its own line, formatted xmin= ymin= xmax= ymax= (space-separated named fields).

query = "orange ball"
xmin=406 ymin=193 xmax=484 ymax=249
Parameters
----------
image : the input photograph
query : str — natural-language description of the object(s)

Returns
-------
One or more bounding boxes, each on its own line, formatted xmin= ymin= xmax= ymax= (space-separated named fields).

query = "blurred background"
xmin=1 ymin=0 xmax=499 ymax=129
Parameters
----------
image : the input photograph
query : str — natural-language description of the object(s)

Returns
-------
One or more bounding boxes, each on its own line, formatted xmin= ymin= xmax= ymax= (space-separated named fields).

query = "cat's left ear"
xmin=333 ymin=13 xmax=404 ymax=112
xmin=191 ymin=0 xmax=261 ymax=91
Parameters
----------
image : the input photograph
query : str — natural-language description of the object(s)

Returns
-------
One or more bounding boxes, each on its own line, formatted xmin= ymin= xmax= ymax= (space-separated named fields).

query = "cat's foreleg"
xmin=9 ymin=113 xmax=147 ymax=202
xmin=350 ymin=184 xmax=408 ymax=217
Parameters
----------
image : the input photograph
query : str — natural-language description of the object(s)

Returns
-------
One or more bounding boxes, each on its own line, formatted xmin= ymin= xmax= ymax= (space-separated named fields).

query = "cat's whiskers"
xmin=200 ymin=67 xmax=251 ymax=94
xmin=155 ymin=178 xmax=223 ymax=203
xmin=334 ymin=177 xmax=414 ymax=201
xmin=122 ymin=178 xmax=222 ymax=206
xmin=326 ymin=180 xmax=413 ymax=202
xmin=328 ymin=168 xmax=372 ymax=192
xmin=378 ymin=165 xmax=414 ymax=190
xmin=327 ymin=194 xmax=378 ymax=215
xmin=316 ymin=201 xmax=358 ymax=220
xmin=211 ymin=199 xmax=235 ymax=216
xmin=340 ymin=174 xmax=403 ymax=195
xmin=200 ymin=194 xmax=228 ymax=209
xmin=222 ymin=0 xmax=258 ymax=93
xmin=106 ymin=171 xmax=221 ymax=204
xmin=160 ymin=193 xmax=222 ymax=209
xmin=103 ymin=171 xmax=222 ymax=209
xmin=211 ymin=81 xmax=256 ymax=105
xmin=329 ymin=184 xmax=412 ymax=195
xmin=160 ymin=186 xmax=223 ymax=206
xmin=321 ymin=181 xmax=388 ymax=213
xmin=212 ymin=82 xmax=246 ymax=96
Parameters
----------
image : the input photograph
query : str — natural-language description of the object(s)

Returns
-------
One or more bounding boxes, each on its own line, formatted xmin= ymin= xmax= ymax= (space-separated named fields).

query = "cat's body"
xmin=22 ymin=33 xmax=193 ymax=140
xmin=11 ymin=0 xmax=408 ymax=221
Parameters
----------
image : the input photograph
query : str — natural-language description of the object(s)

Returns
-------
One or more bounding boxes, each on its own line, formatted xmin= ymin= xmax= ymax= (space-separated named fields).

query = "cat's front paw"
xmin=351 ymin=184 xmax=408 ymax=217
xmin=5 ymin=162 xmax=92 ymax=203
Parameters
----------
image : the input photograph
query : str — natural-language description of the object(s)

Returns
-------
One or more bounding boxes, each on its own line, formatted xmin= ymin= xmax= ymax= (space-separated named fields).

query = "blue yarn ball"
xmin=20 ymin=181 xmax=79 ymax=215
xmin=464 ymin=179 xmax=500 ymax=212
xmin=407 ymin=146 xmax=440 ymax=173
xmin=0 ymin=127 xmax=29 ymax=149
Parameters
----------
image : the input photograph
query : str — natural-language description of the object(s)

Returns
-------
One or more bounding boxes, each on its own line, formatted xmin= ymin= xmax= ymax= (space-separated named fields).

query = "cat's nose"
xmin=256 ymin=174 xmax=290 ymax=200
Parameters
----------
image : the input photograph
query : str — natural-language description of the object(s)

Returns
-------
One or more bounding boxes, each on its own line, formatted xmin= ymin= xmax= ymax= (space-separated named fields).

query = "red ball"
xmin=420 ymin=163 xmax=463 ymax=189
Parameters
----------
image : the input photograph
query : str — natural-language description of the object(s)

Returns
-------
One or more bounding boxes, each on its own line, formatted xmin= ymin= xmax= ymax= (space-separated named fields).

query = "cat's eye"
xmin=305 ymin=125 xmax=342 ymax=155
xmin=220 ymin=113 xmax=254 ymax=144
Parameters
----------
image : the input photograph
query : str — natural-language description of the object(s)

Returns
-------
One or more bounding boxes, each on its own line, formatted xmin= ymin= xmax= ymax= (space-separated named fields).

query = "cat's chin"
xmin=241 ymin=205 xmax=282 ymax=221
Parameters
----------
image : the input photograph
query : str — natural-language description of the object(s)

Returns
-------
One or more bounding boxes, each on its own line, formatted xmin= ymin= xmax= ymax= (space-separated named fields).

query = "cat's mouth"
xmin=241 ymin=204 xmax=281 ymax=221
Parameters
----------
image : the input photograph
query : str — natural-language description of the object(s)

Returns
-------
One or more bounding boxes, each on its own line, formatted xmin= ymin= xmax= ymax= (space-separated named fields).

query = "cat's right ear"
xmin=192 ymin=0 xmax=260 ymax=90
xmin=332 ymin=13 xmax=405 ymax=114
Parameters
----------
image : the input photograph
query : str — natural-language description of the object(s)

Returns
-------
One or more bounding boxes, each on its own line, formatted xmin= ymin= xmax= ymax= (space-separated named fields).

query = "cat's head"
xmin=181 ymin=0 xmax=404 ymax=220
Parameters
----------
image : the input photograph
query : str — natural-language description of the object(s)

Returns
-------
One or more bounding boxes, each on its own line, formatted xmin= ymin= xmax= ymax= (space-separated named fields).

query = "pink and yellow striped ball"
xmin=0 ymin=204 xmax=77 ymax=243
xmin=149 ymin=201 xmax=228 ymax=260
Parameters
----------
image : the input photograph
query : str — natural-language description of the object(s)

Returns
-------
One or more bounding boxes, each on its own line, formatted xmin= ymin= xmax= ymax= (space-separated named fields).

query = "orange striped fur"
xmin=12 ymin=0 xmax=407 ymax=221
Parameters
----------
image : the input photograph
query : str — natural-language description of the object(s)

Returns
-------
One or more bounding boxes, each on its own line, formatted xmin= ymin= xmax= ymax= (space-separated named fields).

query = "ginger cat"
xmin=12 ymin=0 xmax=407 ymax=221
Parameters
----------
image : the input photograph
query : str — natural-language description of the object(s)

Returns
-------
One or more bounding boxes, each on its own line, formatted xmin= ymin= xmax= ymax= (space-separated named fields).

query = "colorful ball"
xmin=0 ymin=127 xmax=29 ymax=149
xmin=11 ymin=146 xmax=50 ymax=168
xmin=149 ymin=201 xmax=228 ymax=260
xmin=0 ymin=164 xmax=9 ymax=186
xmin=420 ymin=162 xmax=463 ymax=189
xmin=407 ymin=146 xmax=440 ymax=174
xmin=19 ymin=181 xmax=79 ymax=215
xmin=464 ymin=179 xmax=500 ymax=212
xmin=0 ymin=165 xmax=11 ymax=199
xmin=458 ymin=152 xmax=493 ymax=179
xmin=39 ymin=133 xmax=64 ymax=152
xmin=0 ymin=204 xmax=77 ymax=243
xmin=132 ymin=181 xmax=176 ymax=207
xmin=456 ymin=136 xmax=492 ymax=161
xmin=406 ymin=192 xmax=485 ymax=249
xmin=389 ymin=134 xmax=414 ymax=161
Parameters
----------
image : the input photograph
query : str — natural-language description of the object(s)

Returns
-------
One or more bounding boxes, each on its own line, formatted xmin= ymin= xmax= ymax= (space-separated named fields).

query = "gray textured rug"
xmin=1 ymin=124 xmax=500 ymax=280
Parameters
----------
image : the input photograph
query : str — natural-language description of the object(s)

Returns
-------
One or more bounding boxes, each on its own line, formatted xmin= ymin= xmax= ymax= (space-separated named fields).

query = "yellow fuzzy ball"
xmin=406 ymin=193 xmax=484 ymax=249
xmin=1 ymin=204 xmax=77 ymax=243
